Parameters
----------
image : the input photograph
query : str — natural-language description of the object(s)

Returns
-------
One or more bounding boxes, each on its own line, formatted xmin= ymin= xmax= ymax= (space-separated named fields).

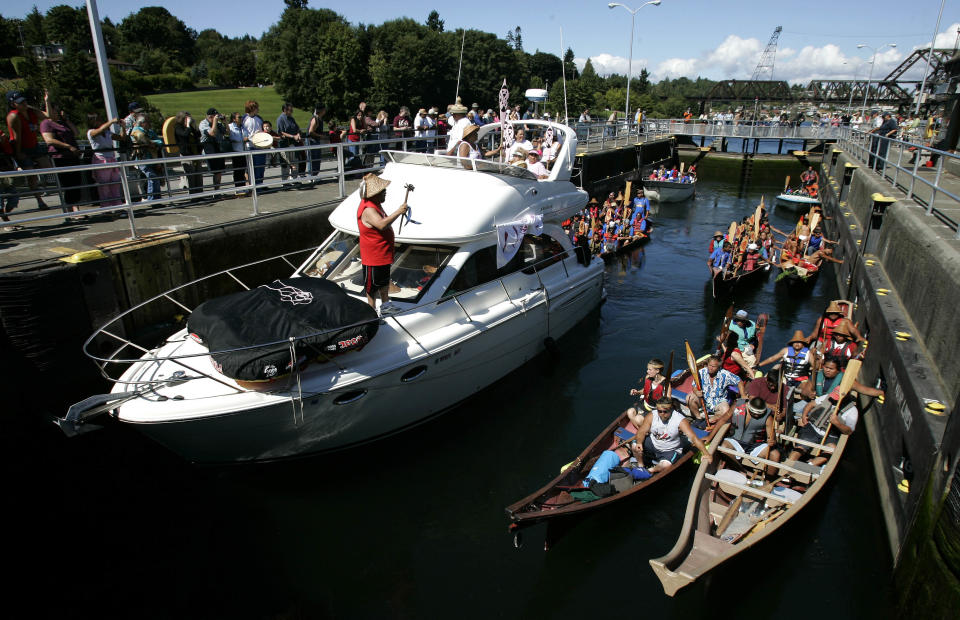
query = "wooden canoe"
xmin=599 ymin=230 xmax=652 ymax=260
xmin=505 ymin=371 xmax=720 ymax=531
xmin=712 ymin=263 xmax=770 ymax=299
xmin=649 ymin=429 xmax=848 ymax=596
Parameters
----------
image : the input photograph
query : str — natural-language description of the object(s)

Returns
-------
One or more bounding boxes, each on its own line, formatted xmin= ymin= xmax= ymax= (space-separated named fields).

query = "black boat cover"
xmin=188 ymin=278 xmax=378 ymax=381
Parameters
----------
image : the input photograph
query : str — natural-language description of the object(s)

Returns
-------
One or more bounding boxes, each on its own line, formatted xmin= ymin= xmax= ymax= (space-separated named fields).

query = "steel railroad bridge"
xmin=696 ymin=48 xmax=955 ymax=108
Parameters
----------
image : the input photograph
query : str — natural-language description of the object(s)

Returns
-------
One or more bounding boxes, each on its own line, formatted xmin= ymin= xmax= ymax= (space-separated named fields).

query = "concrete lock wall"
xmin=820 ymin=148 xmax=959 ymax=616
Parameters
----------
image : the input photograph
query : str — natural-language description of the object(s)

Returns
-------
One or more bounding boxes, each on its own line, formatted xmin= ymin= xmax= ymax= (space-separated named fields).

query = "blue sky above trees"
xmin=6 ymin=0 xmax=959 ymax=84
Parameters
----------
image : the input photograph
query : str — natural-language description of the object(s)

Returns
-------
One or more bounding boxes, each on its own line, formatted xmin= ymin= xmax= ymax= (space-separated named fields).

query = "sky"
xmin=6 ymin=1 xmax=960 ymax=85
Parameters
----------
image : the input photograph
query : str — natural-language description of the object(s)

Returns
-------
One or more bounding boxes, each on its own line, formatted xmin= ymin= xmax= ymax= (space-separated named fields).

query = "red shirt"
xmin=722 ymin=348 xmax=742 ymax=375
xmin=357 ymin=198 xmax=394 ymax=266
xmin=8 ymin=108 xmax=40 ymax=150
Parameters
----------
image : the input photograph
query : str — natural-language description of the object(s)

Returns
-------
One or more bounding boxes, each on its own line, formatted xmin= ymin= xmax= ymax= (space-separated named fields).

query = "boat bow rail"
xmin=62 ymin=243 xmax=595 ymax=435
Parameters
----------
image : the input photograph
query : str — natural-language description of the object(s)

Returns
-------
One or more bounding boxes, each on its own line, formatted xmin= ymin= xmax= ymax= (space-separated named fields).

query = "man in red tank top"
xmin=357 ymin=173 xmax=408 ymax=312
xmin=5 ymin=91 xmax=50 ymax=210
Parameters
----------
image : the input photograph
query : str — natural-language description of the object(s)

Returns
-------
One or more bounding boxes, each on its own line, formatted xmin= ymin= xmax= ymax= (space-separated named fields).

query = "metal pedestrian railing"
xmin=839 ymin=129 xmax=960 ymax=239
xmin=0 ymin=133 xmax=444 ymax=238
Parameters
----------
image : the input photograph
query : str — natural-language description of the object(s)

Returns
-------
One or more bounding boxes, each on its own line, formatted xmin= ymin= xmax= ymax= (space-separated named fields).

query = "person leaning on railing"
xmin=130 ymin=114 xmax=163 ymax=201
xmin=40 ymin=99 xmax=84 ymax=218
xmin=174 ymin=111 xmax=203 ymax=196
xmin=227 ymin=112 xmax=247 ymax=194
xmin=85 ymin=112 xmax=123 ymax=208
xmin=199 ymin=107 xmax=228 ymax=194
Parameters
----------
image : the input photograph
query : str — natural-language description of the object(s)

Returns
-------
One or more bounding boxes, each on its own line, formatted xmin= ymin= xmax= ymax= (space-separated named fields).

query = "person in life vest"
xmin=708 ymin=241 xmax=733 ymax=276
xmin=807 ymin=301 xmax=864 ymax=348
xmin=823 ymin=321 xmax=859 ymax=370
xmin=717 ymin=397 xmax=781 ymax=477
xmin=792 ymin=378 xmax=883 ymax=466
xmin=791 ymin=358 xmax=845 ymax=421
xmin=708 ymin=230 xmax=725 ymax=253
xmin=625 ymin=358 xmax=668 ymax=429
xmin=630 ymin=397 xmax=712 ymax=474
xmin=800 ymin=166 xmax=819 ymax=197
xmin=758 ymin=330 xmax=812 ymax=391
xmin=357 ymin=173 xmax=408 ymax=314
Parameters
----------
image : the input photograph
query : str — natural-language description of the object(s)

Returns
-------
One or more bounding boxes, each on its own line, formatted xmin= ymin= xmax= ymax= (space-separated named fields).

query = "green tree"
xmin=44 ymin=5 xmax=90 ymax=50
xmin=426 ymin=10 xmax=444 ymax=32
xmin=562 ymin=47 xmax=578 ymax=80
xmin=23 ymin=6 xmax=46 ymax=47
xmin=367 ymin=18 xmax=454 ymax=112
xmin=259 ymin=6 xmax=364 ymax=117
xmin=528 ymin=51 xmax=562 ymax=86
xmin=117 ymin=7 xmax=197 ymax=69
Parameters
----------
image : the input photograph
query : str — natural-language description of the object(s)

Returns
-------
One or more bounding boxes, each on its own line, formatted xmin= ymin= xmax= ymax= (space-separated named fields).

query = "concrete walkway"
xmin=0 ymin=173 xmax=361 ymax=272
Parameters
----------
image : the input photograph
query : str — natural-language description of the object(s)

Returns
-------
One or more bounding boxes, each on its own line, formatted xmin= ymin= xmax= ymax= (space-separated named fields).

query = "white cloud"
xmin=575 ymin=54 xmax=651 ymax=77
xmin=654 ymin=57 xmax=699 ymax=80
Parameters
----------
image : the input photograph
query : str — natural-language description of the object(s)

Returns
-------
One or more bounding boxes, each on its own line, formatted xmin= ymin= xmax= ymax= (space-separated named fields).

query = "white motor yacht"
xmin=60 ymin=120 xmax=606 ymax=463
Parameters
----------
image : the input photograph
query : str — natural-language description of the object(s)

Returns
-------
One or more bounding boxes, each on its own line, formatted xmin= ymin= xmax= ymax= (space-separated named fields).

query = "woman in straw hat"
xmin=451 ymin=124 xmax=501 ymax=169
xmin=357 ymin=173 xmax=408 ymax=312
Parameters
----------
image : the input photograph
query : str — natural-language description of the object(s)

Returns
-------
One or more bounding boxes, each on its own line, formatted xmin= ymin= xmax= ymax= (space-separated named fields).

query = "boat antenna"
xmin=455 ymin=29 xmax=466 ymax=102
xmin=560 ymin=27 xmax=569 ymax=124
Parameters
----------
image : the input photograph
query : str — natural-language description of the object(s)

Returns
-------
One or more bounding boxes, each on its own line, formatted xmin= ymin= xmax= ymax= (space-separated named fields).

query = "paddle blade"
xmin=728 ymin=222 xmax=737 ymax=243
xmin=838 ymin=359 xmax=862 ymax=397
xmin=784 ymin=175 xmax=790 ymax=192
xmin=685 ymin=341 xmax=701 ymax=391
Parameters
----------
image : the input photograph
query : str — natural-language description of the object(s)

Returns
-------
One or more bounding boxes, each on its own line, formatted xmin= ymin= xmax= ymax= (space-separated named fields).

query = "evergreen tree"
xmin=426 ymin=10 xmax=444 ymax=32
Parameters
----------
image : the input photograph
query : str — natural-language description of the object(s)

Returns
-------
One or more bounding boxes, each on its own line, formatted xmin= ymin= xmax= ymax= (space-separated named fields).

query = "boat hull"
xmin=120 ymin=272 xmax=604 ymax=463
xmin=643 ymin=180 xmax=696 ymax=203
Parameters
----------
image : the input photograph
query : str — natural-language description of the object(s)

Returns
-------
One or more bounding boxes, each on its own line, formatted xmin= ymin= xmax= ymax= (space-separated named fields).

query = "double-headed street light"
xmin=608 ymin=0 xmax=661 ymax=125
xmin=856 ymin=42 xmax=896 ymax=119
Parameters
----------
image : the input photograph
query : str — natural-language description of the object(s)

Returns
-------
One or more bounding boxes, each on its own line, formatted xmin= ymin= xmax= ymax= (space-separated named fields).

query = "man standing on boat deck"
xmin=357 ymin=173 xmax=408 ymax=313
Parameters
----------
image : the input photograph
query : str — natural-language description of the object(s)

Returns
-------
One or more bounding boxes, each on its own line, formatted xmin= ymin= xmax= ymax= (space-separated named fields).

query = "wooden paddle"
xmin=754 ymin=313 xmax=769 ymax=361
xmin=735 ymin=504 xmax=787 ymax=543
xmin=753 ymin=202 xmax=762 ymax=240
xmin=685 ymin=340 xmax=708 ymax=421
xmin=716 ymin=470 xmax=761 ymax=536
xmin=665 ymin=351 xmax=674 ymax=398
xmin=812 ymin=359 xmax=861 ymax=457
xmin=680 ymin=162 xmax=685 ymax=176
xmin=784 ymin=175 xmax=790 ymax=194
xmin=718 ymin=304 xmax=735 ymax=347
xmin=728 ymin=221 xmax=737 ymax=244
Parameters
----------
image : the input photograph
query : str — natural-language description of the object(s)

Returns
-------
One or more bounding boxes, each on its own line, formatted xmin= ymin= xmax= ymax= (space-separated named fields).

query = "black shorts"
xmin=797 ymin=424 xmax=839 ymax=451
xmin=363 ymin=264 xmax=391 ymax=295
xmin=202 ymin=142 xmax=225 ymax=172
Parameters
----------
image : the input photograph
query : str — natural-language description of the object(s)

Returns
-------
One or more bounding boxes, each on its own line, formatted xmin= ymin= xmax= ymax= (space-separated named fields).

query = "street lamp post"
xmin=857 ymin=42 xmax=896 ymax=119
xmin=608 ymin=0 xmax=661 ymax=127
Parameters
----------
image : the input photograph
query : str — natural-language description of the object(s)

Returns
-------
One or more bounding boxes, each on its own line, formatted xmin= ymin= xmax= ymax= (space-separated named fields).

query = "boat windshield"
xmin=382 ymin=150 xmax=538 ymax=181
xmin=304 ymin=231 xmax=455 ymax=303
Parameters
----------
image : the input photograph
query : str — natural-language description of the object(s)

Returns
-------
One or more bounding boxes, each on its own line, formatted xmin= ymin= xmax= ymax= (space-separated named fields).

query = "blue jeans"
xmin=139 ymin=163 xmax=162 ymax=200
xmin=245 ymin=152 xmax=266 ymax=185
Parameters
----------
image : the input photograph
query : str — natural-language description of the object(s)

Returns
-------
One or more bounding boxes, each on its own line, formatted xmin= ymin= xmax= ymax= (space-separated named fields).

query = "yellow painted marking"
xmin=850 ymin=224 xmax=857 ymax=229
xmin=897 ymin=480 xmax=910 ymax=493
xmin=865 ymin=259 xmax=876 ymax=266
xmin=877 ymin=288 xmax=891 ymax=295
xmin=856 ymin=239 xmax=862 ymax=245
xmin=895 ymin=331 xmax=912 ymax=340
xmin=924 ymin=401 xmax=946 ymax=415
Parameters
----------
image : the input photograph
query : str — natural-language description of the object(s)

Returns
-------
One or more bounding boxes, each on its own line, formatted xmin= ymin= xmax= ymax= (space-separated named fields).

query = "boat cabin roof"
xmin=329 ymin=120 xmax=586 ymax=244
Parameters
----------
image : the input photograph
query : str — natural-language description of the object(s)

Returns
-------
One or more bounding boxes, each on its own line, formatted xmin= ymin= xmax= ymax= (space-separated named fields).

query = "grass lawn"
xmin=147 ymin=86 xmax=315 ymax=125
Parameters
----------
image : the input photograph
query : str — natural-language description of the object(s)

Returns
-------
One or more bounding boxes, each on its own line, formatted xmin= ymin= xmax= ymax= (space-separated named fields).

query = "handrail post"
xmin=928 ymin=158 xmax=943 ymax=216
xmin=246 ymin=151 xmax=259 ymax=215
xmin=336 ymin=144 xmax=345 ymax=198
xmin=907 ymin=147 xmax=920 ymax=200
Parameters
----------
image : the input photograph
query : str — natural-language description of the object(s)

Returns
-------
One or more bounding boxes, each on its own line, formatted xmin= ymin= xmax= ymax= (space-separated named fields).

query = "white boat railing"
xmin=80 ymin=242 xmax=591 ymax=398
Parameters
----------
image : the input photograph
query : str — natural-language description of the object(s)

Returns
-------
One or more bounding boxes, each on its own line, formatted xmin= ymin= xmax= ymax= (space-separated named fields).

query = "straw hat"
xmin=788 ymin=330 xmax=807 ymax=345
xmin=449 ymin=97 xmax=468 ymax=115
xmin=832 ymin=320 xmax=855 ymax=338
xmin=462 ymin=124 xmax=479 ymax=140
xmin=825 ymin=301 xmax=844 ymax=315
xmin=713 ymin=230 xmax=724 ymax=237
xmin=360 ymin=173 xmax=390 ymax=198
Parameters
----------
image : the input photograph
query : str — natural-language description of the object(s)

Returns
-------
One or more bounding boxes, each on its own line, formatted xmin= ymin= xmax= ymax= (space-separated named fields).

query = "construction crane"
xmin=752 ymin=26 xmax=782 ymax=81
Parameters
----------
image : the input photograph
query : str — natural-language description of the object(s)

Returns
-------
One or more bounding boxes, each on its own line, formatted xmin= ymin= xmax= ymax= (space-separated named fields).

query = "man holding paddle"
xmin=790 ymin=360 xmax=883 ymax=466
